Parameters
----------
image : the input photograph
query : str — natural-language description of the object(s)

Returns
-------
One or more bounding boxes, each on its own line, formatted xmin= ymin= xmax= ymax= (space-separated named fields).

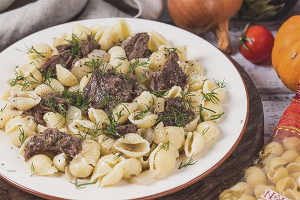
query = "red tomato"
xmin=239 ymin=25 xmax=274 ymax=63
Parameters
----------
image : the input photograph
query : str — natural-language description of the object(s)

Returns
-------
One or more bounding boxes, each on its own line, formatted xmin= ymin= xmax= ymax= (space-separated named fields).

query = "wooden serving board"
xmin=0 ymin=56 xmax=264 ymax=200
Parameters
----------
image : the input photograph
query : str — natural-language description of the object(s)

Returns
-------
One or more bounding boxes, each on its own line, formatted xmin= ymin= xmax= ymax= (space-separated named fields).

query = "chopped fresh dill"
xmin=164 ymin=47 xmax=182 ymax=54
xmin=213 ymin=78 xmax=227 ymax=88
xmin=198 ymin=104 xmax=205 ymax=123
xmin=155 ymin=107 xmax=187 ymax=128
xmin=19 ymin=127 xmax=28 ymax=147
xmin=240 ymin=120 xmax=243 ymax=123
xmin=64 ymin=33 xmax=82 ymax=57
xmin=181 ymin=92 xmax=195 ymax=109
xmin=202 ymin=106 xmax=216 ymax=113
xmin=113 ymin=153 xmax=124 ymax=161
xmin=135 ymin=105 xmax=153 ymax=120
xmin=210 ymin=112 xmax=225 ymax=121
xmin=75 ymin=131 xmax=87 ymax=140
xmin=71 ymin=179 xmax=95 ymax=190
xmin=202 ymin=89 xmax=220 ymax=105
xmin=100 ymin=136 xmax=109 ymax=144
xmin=116 ymin=57 xmax=126 ymax=60
xmin=178 ymin=153 xmax=198 ymax=169
xmin=84 ymin=59 xmax=108 ymax=74
xmin=0 ymin=104 xmax=7 ymax=112
xmin=161 ymin=141 xmax=169 ymax=151
xmin=202 ymin=127 xmax=210 ymax=135
xmin=78 ymin=122 xmax=102 ymax=139
xmin=30 ymin=162 xmax=37 ymax=177
xmin=149 ymin=90 xmax=168 ymax=97
xmin=26 ymin=45 xmax=46 ymax=58
xmin=58 ymin=104 xmax=67 ymax=118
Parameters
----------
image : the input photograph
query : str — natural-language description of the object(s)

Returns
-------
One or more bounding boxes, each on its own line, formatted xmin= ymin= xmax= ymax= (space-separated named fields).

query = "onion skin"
xmin=167 ymin=0 xmax=243 ymax=54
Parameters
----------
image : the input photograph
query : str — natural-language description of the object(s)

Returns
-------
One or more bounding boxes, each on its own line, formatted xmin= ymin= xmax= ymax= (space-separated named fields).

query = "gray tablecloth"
xmin=0 ymin=0 xmax=163 ymax=52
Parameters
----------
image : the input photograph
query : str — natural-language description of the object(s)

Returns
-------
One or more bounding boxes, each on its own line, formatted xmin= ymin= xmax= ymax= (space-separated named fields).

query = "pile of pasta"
xmin=0 ymin=19 xmax=226 ymax=187
xmin=219 ymin=138 xmax=300 ymax=200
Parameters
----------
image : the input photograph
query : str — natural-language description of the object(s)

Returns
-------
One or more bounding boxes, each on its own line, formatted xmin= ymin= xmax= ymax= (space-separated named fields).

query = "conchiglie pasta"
xmin=53 ymin=32 xmax=69 ymax=47
xmin=148 ymin=30 xmax=169 ymax=47
xmin=33 ymin=78 xmax=64 ymax=95
xmin=53 ymin=153 xmax=69 ymax=172
xmin=69 ymin=120 xmax=98 ymax=139
xmin=231 ymin=182 xmax=253 ymax=196
xmin=176 ymin=45 xmax=188 ymax=62
xmin=184 ymin=115 xmax=200 ymax=132
xmin=162 ymin=126 xmax=184 ymax=150
xmin=163 ymin=86 xmax=182 ymax=98
xmin=186 ymin=60 xmax=205 ymax=74
xmin=203 ymin=79 xmax=218 ymax=94
xmin=0 ymin=103 xmax=23 ymax=130
xmin=8 ymin=91 xmax=41 ymax=111
xmin=87 ymin=49 xmax=109 ymax=63
xmin=204 ymin=101 xmax=223 ymax=121
xmin=66 ymin=106 xmax=82 ymax=126
xmin=34 ymin=43 xmax=54 ymax=58
xmin=276 ymin=177 xmax=297 ymax=194
xmin=71 ymin=58 xmax=93 ymax=81
xmin=43 ymin=112 xmax=65 ymax=129
xmin=196 ymin=121 xmax=219 ymax=143
xmin=17 ymin=64 xmax=42 ymax=87
xmin=283 ymin=189 xmax=300 ymax=200
xmin=283 ymin=137 xmax=300 ymax=152
xmin=69 ymin=154 xmax=94 ymax=178
xmin=184 ymin=131 xmax=205 ymax=157
xmin=56 ymin=64 xmax=79 ymax=86
xmin=99 ymin=27 xmax=114 ymax=51
xmin=133 ymin=91 xmax=156 ymax=111
xmin=128 ymin=112 xmax=157 ymax=129
xmin=113 ymin=103 xmax=137 ymax=124
xmin=153 ymin=147 xmax=176 ymax=179
xmin=286 ymin=163 xmax=300 ymax=179
xmin=68 ymin=84 xmax=80 ymax=93
xmin=244 ymin=166 xmax=267 ymax=187
xmin=71 ymin=22 xmax=91 ymax=40
xmin=111 ymin=19 xmax=133 ymax=43
xmin=88 ymin=108 xmax=110 ymax=125
xmin=79 ymin=73 xmax=92 ymax=91
xmin=123 ymin=158 xmax=142 ymax=179
xmin=260 ymin=142 xmax=284 ymax=159
xmin=154 ymin=97 xmax=165 ymax=113
xmin=100 ymin=160 xmax=126 ymax=187
xmin=267 ymin=167 xmax=289 ymax=184
xmin=254 ymin=185 xmax=276 ymax=198
xmin=27 ymin=154 xmax=58 ymax=176
xmin=281 ymin=150 xmax=299 ymax=163
xmin=108 ymin=46 xmax=130 ymax=74
xmin=81 ymin=140 xmax=101 ymax=166
xmin=149 ymin=50 xmax=168 ymax=71
xmin=114 ymin=133 xmax=150 ymax=158
xmin=98 ymin=134 xmax=119 ymax=156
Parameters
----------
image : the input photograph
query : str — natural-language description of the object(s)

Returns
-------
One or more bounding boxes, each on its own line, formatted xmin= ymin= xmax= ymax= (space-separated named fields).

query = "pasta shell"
xmin=184 ymin=131 xmax=205 ymax=157
xmin=184 ymin=115 xmax=200 ymax=132
xmin=18 ymin=64 xmax=42 ymax=86
xmin=231 ymin=182 xmax=253 ymax=196
xmin=8 ymin=91 xmax=41 ymax=111
xmin=276 ymin=177 xmax=297 ymax=194
xmin=283 ymin=189 xmax=300 ymax=200
xmin=53 ymin=32 xmax=69 ymax=47
xmin=113 ymin=103 xmax=137 ymax=124
xmin=112 ymin=19 xmax=133 ymax=43
xmin=123 ymin=158 xmax=142 ymax=179
xmin=0 ymin=103 xmax=23 ymax=130
xmin=108 ymin=46 xmax=130 ymax=74
xmin=69 ymin=154 xmax=93 ymax=178
xmin=100 ymin=160 xmax=126 ymax=187
xmin=283 ymin=137 xmax=300 ymax=152
xmin=89 ymin=24 xmax=104 ymax=36
xmin=282 ymin=150 xmax=299 ymax=163
xmin=133 ymin=91 xmax=156 ymax=111
xmin=81 ymin=140 xmax=101 ymax=166
xmin=71 ymin=22 xmax=91 ymax=40
xmin=176 ymin=45 xmax=187 ymax=62
xmin=149 ymin=50 xmax=168 ymax=71
xmin=79 ymin=73 xmax=92 ymax=91
xmin=43 ymin=112 xmax=65 ymax=129
xmin=114 ymin=133 xmax=150 ymax=158
xmin=286 ymin=163 xmax=300 ymax=179
xmin=162 ymin=126 xmax=184 ymax=150
xmin=66 ymin=106 xmax=82 ymax=126
xmin=186 ymin=60 xmax=205 ymax=74
xmin=196 ymin=121 xmax=219 ymax=143
xmin=87 ymin=49 xmax=109 ymax=62
xmin=88 ymin=108 xmax=110 ymax=125
xmin=68 ymin=84 xmax=80 ymax=93
xmin=69 ymin=119 xmax=99 ymax=140
xmin=244 ymin=166 xmax=267 ymax=187
xmin=56 ymin=64 xmax=79 ymax=86
xmin=254 ymin=185 xmax=276 ymax=198
xmin=154 ymin=97 xmax=165 ymax=113
xmin=267 ymin=167 xmax=289 ymax=184
xmin=129 ymin=169 xmax=158 ymax=185
xmin=98 ymin=134 xmax=119 ymax=156
xmin=128 ymin=112 xmax=158 ymax=129
xmin=71 ymin=58 xmax=93 ymax=81
xmin=90 ymin=153 xmax=123 ymax=182
xmin=34 ymin=43 xmax=54 ymax=58
xmin=99 ymin=27 xmax=114 ymax=51
xmin=154 ymin=147 xmax=176 ymax=179
xmin=27 ymin=154 xmax=58 ymax=176
xmin=53 ymin=153 xmax=70 ymax=172
xmin=203 ymin=79 xmax=218 ymax=94
xmin=153 ymin=122 xmax=165 ymax=144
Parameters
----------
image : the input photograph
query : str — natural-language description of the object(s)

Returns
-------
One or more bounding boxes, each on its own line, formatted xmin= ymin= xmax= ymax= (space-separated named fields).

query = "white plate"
xmin=0 ymin=18 xmax=248 ymax=200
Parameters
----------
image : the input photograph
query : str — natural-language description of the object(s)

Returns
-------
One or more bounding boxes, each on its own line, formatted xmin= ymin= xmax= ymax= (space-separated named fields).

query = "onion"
xmin=167 ymin=0 xmax=243 ymax=54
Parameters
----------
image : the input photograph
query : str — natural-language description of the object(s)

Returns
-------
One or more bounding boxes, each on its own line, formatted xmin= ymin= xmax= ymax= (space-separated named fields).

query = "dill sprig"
xmin=64 ymin=33 xmax=82 ymax=57
xmin=100 ymin=136 xmax=109 ymax=144
xmin=71 ymin=179 xmax=95 ymax=190
xmin=161 ymin=141 xmax=170 ymax=151
xmin=77 ymin=122 xmax=102 ymax=140
xmin=129 ymin=58 xmax=150 ymax=82
xmin=19 ymin=127 xmax=28 ymax=147
xmin=178 ymin=153 xmax=198 ymax=169
xmin=202 ymin=89 xmax=220 ymax=105
xmin=164 ymin=47 xmax=182 ymax=54
xmin=155 ymin=107 xmax=187 ymax=127
xmin=61 ymin=90 xmax=95 ymax=111
xmin=0 ymin=104 xmax=7 ymax=112
xmin=202 ymin=127 xmax=210 ymax=135
xmin=135 ymin=105 xmax=153 ymax=120
xmin=198 ymin=104 xmax=205 ymax=122
xmin=181 ymin=92 xmax=195 ymax=109
xmin=149 ymin=90 xmax=168 ymax=97
xmin=26 ymin=45 xmax=46 ymax=58
xmin=210 ymin=112 xmax=225 ymax=121
xmin=30 ymin=162 xmax=38 ymax=177
xmin=113 ymin=153 xmax=124 ymax=161
xmin=213 ymin=78 xmax=227 ymax=88
xmin=84 ymin=59 xmax=108 ymax=74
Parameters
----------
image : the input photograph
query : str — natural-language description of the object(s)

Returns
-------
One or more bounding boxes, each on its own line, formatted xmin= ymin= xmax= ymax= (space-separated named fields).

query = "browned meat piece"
xmin=33 ymin=93 xmax=68 ymax=126
xmin=40 ymin=35 xmax=100 ymax=74
xmin=150 ymin=59 xmax=187 ymax=92
xmin=122 ymin=33 xmax=151 ymax=60
xmin=80 ymin=35 xmax=101 ymax=57
xmin=24 ymin=128 xmax=82 ymax=161
xmin=102 ymin=123 xmax=137 ymax=139
xmin=168 ymin=51 xmax=179 ymax=61
xmin=157 ymin=97 xmax=195 ymax=127
xmin=115 ymin=124 xmax=137 ymax=136
xmin=83 ymin=70 xmax=135 ymax=111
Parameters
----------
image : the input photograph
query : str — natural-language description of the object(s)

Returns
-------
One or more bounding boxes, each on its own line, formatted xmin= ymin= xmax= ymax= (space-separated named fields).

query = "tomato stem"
xmin=238 ymin=23 xmax=253 ymax=51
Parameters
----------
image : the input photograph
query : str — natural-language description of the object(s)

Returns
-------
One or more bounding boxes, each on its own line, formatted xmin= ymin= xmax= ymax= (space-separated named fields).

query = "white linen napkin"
xmin=0 ymin=0 xmax=163 ymax=52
